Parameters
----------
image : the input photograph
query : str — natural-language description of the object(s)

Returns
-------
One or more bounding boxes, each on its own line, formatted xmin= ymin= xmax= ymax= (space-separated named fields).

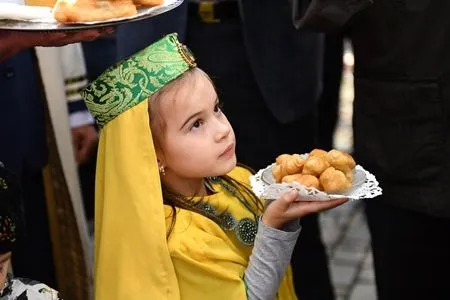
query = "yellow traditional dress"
xmin=81 ymin=33 xmax=298 ymax=300
xmin=167 ymin=166 xmax=297 ymax=299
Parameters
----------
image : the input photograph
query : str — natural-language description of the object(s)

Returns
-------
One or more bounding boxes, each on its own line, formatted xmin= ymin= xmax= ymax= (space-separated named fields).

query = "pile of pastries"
xmin=53 ymin=0 xmax=162 ymax=23
xmin=272 ymin=149 xmax=356 ymax=193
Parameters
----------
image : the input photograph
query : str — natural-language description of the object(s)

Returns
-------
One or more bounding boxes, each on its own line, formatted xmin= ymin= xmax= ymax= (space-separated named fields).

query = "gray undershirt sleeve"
xmin=244 ymin=218 xmax=301 ymax=300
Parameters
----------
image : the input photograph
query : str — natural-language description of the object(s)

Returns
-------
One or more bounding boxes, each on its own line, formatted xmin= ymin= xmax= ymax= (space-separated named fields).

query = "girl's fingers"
xmin=279 ymin=189 xmax=299 ymax=208
xmin=290 ymin=198 xmax=349 ymax=216
xmin=312 ymin=198 xmax=349 ymax=212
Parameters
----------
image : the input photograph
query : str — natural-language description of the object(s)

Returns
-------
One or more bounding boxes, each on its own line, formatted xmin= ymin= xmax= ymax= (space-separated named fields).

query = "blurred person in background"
xmin=294 ymin=0 xmax=450 ymax=299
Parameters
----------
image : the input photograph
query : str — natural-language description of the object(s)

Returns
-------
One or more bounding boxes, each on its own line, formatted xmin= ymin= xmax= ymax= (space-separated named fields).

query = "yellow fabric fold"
xmin=95 ymin=101 xmax=180 ymax=300
xmin=165 ymin=167 xmax=298 ymax=300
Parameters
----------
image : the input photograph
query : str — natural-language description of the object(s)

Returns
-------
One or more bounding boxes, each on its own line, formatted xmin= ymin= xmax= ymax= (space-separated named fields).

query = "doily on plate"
xmin=250 ymin=163 xmax=382 ymax=201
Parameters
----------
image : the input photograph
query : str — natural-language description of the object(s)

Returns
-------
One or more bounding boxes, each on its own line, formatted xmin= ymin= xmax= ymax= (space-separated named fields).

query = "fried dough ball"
xmin=281 ymin=174 xmax=302 ymax=184
xmin=302 ymin=156 xmax=330 ymax=176
xmin=276 ymin=154 xmax=292 ymax=166
xmin=319 ymin=167 xmax=352 ymax=193
xmin=292 ymin=153 xmax=304 ymax=161
xmin=344 ymin=169 xmax=353 ymax=182
xmin=282 ymin=174 xmax=321 ymax=190
xmin=273 ymin=154 xmax=305 ymax=182
xmin=282 ymin=155 xmax=305 ymax=175
xmin=327 ymin=149 xmax=356 ymax=172
xmin=272 ymin=164 xmax=284 ymax=183
xmin=343 ymin=152 xmax=356 ymax=169
xmin=309 ymin=149 xmax=330 ymax=161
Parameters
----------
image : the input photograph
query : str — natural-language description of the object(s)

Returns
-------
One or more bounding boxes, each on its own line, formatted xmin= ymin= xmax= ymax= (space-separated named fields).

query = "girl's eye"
xmin=191 ymin=119 xmax=203 ymax=130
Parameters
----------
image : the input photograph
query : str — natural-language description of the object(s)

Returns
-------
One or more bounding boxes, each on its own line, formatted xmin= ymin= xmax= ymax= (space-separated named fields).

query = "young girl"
xmin=82 ymin=33 xmax=347 ymax=300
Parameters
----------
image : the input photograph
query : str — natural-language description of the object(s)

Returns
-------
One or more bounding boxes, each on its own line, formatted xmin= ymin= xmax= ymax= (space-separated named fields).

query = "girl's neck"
xmin=162 ymin=174 xmax=209 ymax=197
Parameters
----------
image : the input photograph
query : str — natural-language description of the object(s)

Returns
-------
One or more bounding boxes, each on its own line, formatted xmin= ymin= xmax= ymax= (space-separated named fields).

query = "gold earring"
xmin=159 ymin=165 xmax=166 ymax=176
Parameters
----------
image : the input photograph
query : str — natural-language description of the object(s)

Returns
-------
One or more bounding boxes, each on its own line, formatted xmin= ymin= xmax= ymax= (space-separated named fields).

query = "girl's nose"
xmin=215 ymin=118 xmax=231 ymax=142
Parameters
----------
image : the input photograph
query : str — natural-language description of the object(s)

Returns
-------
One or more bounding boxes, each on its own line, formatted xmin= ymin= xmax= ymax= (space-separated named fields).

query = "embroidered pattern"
xmin=219 ymin=212 xmax=237 ymax=230
xmin=195 ymin=201 xmax=258 ymax=247
xmin=235 ymin=218 xmax=258 ymax=247
xmin=194 ymin=177 xmax=259 ymax=247
xmin=81 ymin=33 xmax=196 ymax=128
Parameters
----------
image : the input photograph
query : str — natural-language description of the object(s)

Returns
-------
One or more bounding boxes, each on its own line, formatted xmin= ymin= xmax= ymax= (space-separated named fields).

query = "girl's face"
xmin=152 ymin=69 xmax=236 ymax=191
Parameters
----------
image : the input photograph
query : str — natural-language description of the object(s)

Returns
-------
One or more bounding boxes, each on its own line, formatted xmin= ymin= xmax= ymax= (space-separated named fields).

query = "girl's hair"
xmin=148 ymin=68 xmax=264 ymax=237
xmin=162 ymin=167 xmax=264 ymax=238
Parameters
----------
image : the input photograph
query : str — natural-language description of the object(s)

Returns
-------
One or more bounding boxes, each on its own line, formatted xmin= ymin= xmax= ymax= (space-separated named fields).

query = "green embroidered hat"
xmin=81 ymin=33 xmax=197 ymax=128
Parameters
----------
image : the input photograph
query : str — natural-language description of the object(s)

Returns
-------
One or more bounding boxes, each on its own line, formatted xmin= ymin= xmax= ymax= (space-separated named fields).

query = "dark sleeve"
xmin=292 ymin=0 xmax=373 ymax=33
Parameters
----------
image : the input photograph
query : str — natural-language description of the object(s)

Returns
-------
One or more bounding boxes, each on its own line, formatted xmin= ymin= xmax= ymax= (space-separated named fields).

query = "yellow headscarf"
xmin=81 ymin=33 xmax=297 ymax=300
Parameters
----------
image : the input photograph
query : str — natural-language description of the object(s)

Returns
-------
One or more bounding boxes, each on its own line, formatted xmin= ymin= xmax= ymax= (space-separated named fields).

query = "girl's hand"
xmin=262 ymin=190 xmax=348 ymax=229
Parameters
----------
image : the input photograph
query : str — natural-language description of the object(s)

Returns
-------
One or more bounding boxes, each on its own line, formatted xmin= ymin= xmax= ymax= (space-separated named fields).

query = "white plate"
xmin=250 ymin=154 xmax=382 ymax=201
xmin=261 ymin=164 xmax=367 ymax=192
xmin=0 ymin=0 xmax=183 ymax=31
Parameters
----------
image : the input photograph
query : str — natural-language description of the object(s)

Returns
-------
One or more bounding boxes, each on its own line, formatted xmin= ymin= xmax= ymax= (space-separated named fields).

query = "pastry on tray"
xmin=53 ymin=0 xmax=163 ymax=23
xmin=272 ymin=149 xmax=356 ymax=193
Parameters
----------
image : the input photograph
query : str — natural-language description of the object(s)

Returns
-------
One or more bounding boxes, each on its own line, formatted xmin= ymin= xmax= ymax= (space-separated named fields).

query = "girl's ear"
xmin=157 ymin=158 xmax=166 ymax=176
xmin=156 ymin=156 xmax=165 ymax=168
